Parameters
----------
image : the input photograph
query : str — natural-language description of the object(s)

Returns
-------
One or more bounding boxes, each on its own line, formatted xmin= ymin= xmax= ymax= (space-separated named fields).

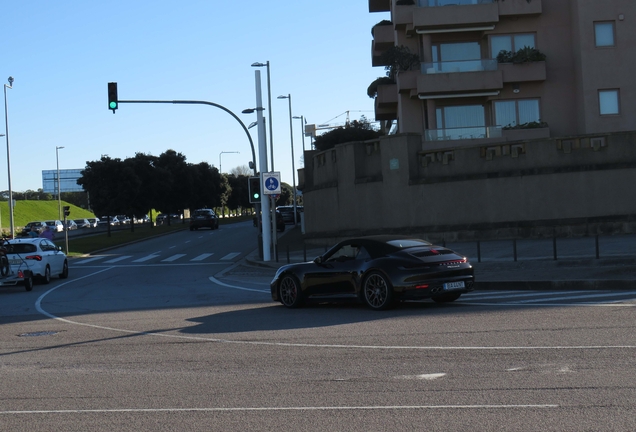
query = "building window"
xmin=490 ymin=34 xmax=536 ymax=58
xmin=494 ymin=99 xmax=541 ymax=128
xmin=431 ymin=41 xmax=482 ymax=72
xmin=434 ymin=105 xmax=486 ymax=139
xmin=594 ymin=22 xmax=615 ymax=47
xmin=599 ymin=89 xmax=620 ymax=115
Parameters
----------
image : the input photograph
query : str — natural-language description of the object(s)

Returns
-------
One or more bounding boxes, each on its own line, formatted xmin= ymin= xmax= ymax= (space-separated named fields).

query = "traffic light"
xmin=248 ymin=176 xmax=261 ymax=203
xmin=63 ymin=206 xmax=70 ymax=217
xmin=108 ymin=82 xmax=118 ymax=113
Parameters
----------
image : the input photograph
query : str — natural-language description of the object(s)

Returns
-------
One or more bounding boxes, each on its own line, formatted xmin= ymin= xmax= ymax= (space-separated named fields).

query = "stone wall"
xmin=301 ymin=131 xmax=636 ymax=245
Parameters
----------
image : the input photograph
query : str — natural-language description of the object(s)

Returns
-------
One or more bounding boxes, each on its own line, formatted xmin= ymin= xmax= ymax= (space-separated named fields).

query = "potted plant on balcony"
xmin=368 ymin=77 xmax=395 ymax=99
xmin=372 ymin=19 xmax=392 ymax=36
xmin=497 ymin=46 xmax=546 ymax=64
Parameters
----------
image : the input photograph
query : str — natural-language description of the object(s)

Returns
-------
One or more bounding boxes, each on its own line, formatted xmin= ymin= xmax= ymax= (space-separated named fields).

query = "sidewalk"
xmin=245 ymin=225 xmax=636 ymax=291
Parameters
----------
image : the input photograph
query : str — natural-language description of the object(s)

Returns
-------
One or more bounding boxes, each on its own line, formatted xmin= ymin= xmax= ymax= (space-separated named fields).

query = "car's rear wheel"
xmin=362 ymin=271 xmax=394 ymax=310
xmin=42 ymin=265 xmax=51 ymax=284
xmin=59 ymin=260 xmax=69 ymax=279
xmin=279 ymin=274 xmax=303 ymax=308
xmin=24 ymin=276 xmax=34 ymax=291
xmin=432 ymin=292 xmax=462 ymax=303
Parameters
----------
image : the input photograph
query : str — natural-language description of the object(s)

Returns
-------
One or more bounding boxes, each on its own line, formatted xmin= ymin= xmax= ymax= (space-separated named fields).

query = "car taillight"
xmin=415 ymin=284 xmax=429 ymax=289
xmin=437 ymin=258 xmax=467 ymax=266
xmin=25 ymin=255 xmax=43 ymax=261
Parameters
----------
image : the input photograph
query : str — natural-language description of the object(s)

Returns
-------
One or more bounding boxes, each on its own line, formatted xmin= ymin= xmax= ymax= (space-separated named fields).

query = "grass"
xmin=1 ymin=200 xmax=95 ymax=235
xmin=54 ymin=214 xmax=254 ymax=256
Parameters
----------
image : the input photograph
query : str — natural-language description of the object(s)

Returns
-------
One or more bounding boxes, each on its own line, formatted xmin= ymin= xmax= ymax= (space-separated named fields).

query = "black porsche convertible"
xmin=270 ymin=235 xmax=475 ymax=310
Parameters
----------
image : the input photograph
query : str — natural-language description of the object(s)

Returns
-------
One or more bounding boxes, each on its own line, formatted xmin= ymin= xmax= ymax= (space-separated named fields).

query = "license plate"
xmin=9 ymin=259 xmax=21 ymax=266
xmin=444 ymin=281 xmax=465 ymax=290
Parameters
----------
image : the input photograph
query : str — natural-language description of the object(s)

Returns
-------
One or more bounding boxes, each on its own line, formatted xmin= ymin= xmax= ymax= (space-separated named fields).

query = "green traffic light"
xmin=109 ymin=101 xmax=118 ymax=109
xmin=254 ymin=193 xmax=260 ymax=199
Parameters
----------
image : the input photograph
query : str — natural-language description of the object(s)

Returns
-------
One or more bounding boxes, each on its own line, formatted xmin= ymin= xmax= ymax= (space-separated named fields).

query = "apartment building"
xmin=369 ymin=0 xmax=636 ymax=148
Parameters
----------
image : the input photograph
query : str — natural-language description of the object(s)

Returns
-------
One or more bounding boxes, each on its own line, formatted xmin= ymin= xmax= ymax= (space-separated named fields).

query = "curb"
xmin=475 ymin=280 xmax=635 ymax=291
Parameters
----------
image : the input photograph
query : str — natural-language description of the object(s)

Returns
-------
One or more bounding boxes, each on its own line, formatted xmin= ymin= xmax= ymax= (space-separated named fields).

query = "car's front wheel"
xmin=362 ymin=271 xmax=394 ymax=311
xmin=279 ymin=274 xmax=303 ymax=308
xmin=432 ymin=292 xmax=462 ymax=303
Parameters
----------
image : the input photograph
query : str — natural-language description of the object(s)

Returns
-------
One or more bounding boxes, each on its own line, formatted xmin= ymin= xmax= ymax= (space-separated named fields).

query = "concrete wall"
xmin=302 ymin=131 xmax=636 ymax=244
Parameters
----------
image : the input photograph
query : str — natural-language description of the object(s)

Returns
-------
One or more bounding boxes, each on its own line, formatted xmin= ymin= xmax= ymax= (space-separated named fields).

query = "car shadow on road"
xmin=180 ymin=299 xmax=476 ymax=335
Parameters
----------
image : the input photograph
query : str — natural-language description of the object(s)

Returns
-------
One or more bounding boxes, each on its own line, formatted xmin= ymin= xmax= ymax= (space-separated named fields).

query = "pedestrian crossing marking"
xmin=192 ymin=253 xmax=213 ymax=261
xmin=74 ymin=256 xmax=106 ymax=265
xmin=132 ymin=254 xmax=161 ymax=263
xmin=221 ymin=252 xmax=241 ymax=260
xmin=104 ymin=256 xmax=132 ymax=264
xmin=161 ymin=254 xmax=186 ymax=262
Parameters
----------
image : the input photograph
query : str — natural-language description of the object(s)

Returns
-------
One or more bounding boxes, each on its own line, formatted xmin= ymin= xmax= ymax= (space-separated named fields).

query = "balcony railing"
xmin=422 ymin=59 xmax=498 ymax=74
xmin=425 ymin=126 xmax=502 ymax=141
xmin=418 ymin=0 xmax=494 ymax=7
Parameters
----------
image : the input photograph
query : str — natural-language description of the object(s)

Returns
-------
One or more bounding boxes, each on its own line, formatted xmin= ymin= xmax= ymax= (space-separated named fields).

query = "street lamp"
xmin=278 ymin=94 xmax=298 ymax=226
xmin=219 ymin=151 xmax=240 ymax=174
xmin=56 ymin=146 xmax=65 ymax=220
xmin=4 ymin=76 xmax=15 ymax=238
xmin=293 ymin=115 xmax=306 ymax=152
xmin=251 ymin=61 xmax=274 ymax=171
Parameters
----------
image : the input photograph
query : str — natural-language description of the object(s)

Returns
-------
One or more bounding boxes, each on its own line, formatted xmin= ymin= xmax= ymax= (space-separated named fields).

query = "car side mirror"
xmin=313 ymin=256 xmax=323 ymax=265
xmin=57 ymin=246 xmax=63 ymax=252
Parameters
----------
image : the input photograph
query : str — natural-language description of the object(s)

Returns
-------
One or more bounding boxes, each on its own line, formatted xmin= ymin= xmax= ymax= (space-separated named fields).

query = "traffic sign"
xmin=263 ymin=172 xmax=281 ymax=195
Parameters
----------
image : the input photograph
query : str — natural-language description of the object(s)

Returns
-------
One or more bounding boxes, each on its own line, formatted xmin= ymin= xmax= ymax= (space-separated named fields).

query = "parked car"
xmin=5 ymin=237 xmax=69 ymax=284
xmin=133 ymin=215 xmax=150 ymax=224
xmin=277 ymin=205 xmax=302 ymax=224
xmin=73 ymin=218 xmax=91 ymax=229
xmin=87 ymin=217 xmax=100 ymax=228
xmin=156 ymin=214 xmax=167 ymax=225
xmin=116 ymin=215 xmax=131 ymax=225
xmin=64 ymin=219 xmax=78 ymax=230
xmin=254 ymin=210 xmax=285 ymax=232
xmin=21 ymin=221 xmax=47 ymax=237
xmin=98 ymin=216 xmax=119 ymax=226
xmin=270 ymin=235 xmax=474 ymax=310
xmin=44 ymin=220 xmax=64 ymax=233
xmin=189 ymin=209 xmax=219 ymax=231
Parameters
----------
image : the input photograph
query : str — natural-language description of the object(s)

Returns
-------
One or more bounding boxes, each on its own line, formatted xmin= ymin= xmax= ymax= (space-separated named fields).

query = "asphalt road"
xmin=1 ymin=221 xmax=635 ymax=431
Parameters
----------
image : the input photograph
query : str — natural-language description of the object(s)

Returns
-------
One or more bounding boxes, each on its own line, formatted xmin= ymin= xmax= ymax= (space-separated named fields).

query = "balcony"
xmin=502 ymin=126 xmax=550 ymax=141
xmin=371 ymin=24 xmax=395 ymax=66
xmin=500 ymin=61 xmax=546 ymax=83
xmin=498 ymin=0 xmax=542 ymax=16
xmin=425 ymin=126 xmax=502 ymax=142
xmin=369 ymin=0 xmax=390 ymax=13
xmin=417 ymin=60 xmax=503 ymax=97
xmin=374 ymin=84 xmax=398 ymax=121
xmin=413 ymin=0 xmax=499 ymax=32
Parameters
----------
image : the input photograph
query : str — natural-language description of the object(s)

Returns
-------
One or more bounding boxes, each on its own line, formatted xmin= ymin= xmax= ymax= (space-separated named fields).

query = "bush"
xmin=367 ymin=77 xmax=395 ymax=98
xmin=497 ymin=46 xmax=546 ymax=64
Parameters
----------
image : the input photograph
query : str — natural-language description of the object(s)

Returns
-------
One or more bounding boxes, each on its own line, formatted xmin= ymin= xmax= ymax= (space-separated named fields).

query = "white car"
xmin=5 ymin=238 xmax=69 ymax=283
xmin=44 ymin=220 xmax=64 ymax=233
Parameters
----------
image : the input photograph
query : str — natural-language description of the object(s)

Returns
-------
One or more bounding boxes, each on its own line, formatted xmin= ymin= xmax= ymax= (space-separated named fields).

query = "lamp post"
xmin=219 ymin=151 xmax=240 ymax=174
xmin=4 ymin=76 xmax=15 ymax=238
xmin=56 ymin=146 xmax=65 ymax=220
xmin=278 ymin=94 xmax=298 ymax=226
xmin=251 ymin=61 xmax=274 ymax=171
xmin=293 ymin=115 xmax=306 ymax=152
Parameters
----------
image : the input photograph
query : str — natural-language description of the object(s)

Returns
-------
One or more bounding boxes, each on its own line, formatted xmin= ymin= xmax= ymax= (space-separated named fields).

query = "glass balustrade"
xmin=422 ymin=59 xmax=498 ymax=74
xmin=418 ymin=0 xmax=494 ymax=7
xmin=424 ymin=126 xmax=502 ymax=141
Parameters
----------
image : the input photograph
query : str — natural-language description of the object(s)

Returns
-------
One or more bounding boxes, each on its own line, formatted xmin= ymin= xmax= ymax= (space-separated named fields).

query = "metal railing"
xmin=422 ymin=59 xmax=498 ymax=74
xmin=418 ymin=0 xmax=495 ymax=7
xmin=424 ymin=126 xmax=502 ymax=141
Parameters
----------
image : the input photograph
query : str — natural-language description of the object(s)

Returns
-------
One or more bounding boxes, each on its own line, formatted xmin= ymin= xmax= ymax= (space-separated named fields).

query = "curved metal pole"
xmin=118 ymin=99 xmax=258 ymax=176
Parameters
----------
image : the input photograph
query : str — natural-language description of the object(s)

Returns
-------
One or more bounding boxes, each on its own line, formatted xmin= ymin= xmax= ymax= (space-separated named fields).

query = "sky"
xmin=1 ymin=1 xmax=389 ymax=193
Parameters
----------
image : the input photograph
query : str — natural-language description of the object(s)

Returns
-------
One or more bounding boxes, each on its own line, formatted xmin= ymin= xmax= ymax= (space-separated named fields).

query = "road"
xmin=1 ymin=221 xmax=635 ymax=431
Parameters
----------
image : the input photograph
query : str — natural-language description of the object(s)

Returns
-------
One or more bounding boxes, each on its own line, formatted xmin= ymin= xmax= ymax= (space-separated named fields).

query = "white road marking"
xmin=34 ymin=273 xmax=636 ymax=351
xmin=132 ymin=254 xmax=160 ymax=263
xmin=161 ymin=254 xmax=186 ymax=262
xmin=466 ymin=291 xmax=574 ymax=300
xmin=191 ymin=253 xmax=213 ymax=261
xmin=221 ymin=252 xmax=240 ymax=260
xmin=103 ymin=256 xmax=132 ymax=263
xmin=0 ymin=404 xmax=558 ymax=415
xmin=208 ymin=276 xmax=268 ymax=293
xmin=417 ymin=373 xmax=446 ymax=380
xmin=74 ymin=256 xmax=106 ymax=265
xmin=513 ymin=291 xmax=636 ymax=304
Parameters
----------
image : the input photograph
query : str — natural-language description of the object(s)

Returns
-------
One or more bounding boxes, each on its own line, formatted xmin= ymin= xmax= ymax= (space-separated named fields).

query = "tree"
xmin=314 ymin=116 xmax=382 ymax=152
xmin=154 ymin=150 xmax=192 ymax=224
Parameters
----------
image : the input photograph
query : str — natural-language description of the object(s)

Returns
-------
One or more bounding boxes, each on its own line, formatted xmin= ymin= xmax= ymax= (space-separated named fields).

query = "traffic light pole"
xmin=117 ymin=99 xmax=258 ymax=179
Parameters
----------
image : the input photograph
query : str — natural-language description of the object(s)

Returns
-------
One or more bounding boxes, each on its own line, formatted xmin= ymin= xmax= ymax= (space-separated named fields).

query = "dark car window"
xmin=6 ymin=244 xmax=37 ymax=254
xmin=327 ymin=244 xmax=361 ymax=262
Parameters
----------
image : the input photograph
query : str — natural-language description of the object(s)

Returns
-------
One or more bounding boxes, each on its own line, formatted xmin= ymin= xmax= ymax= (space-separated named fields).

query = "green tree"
xmin=314 ymin=116 xmax=381 ymax=152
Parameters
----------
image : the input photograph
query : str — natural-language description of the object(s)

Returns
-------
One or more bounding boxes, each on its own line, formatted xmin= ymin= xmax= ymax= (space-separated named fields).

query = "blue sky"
xmin=1 ymin=1 xmax=389 ymax=192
